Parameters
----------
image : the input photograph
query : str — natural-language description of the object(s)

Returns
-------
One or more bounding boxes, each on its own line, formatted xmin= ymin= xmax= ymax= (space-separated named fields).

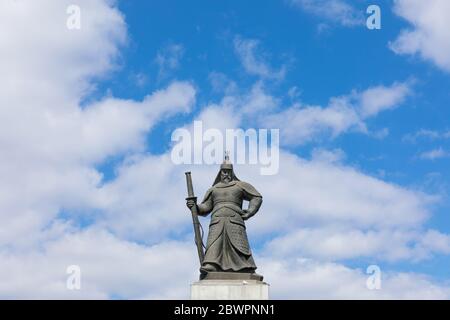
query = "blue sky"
xmin=1 ymin=0 xmax=450 ymax=299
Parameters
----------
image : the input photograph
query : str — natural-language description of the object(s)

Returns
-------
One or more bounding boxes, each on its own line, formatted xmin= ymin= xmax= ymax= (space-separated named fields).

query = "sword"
xmin=185 ymin=172 xmax=205 ymax=265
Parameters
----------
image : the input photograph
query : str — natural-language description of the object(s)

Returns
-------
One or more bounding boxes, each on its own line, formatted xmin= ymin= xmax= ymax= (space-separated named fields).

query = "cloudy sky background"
xmin=1 ymin=0 xmax=450 ymax=299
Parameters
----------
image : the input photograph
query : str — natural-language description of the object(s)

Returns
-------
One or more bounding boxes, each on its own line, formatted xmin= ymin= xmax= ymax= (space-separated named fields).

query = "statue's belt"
xmin=213 ymin=199 xmax=242 ymax=206
xmin=211 ymin=202 xmax=243 ymax=217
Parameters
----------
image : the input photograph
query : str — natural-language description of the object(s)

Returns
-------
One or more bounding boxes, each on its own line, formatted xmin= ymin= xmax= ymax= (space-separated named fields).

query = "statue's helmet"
xmin=213 ymin=152 xmax=240 ymax=185
xmin=220 ymin=151 xmax=233 ymax=170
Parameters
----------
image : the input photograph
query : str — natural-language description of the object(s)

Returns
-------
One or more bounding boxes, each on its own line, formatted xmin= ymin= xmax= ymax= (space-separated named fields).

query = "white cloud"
xmin=234 ymin=37 xmax=286 ymax=80
xmin=419 ymin=230 xmax=450 ymax=255
xmin=264 ymin=99 xmax=364 ymax=144
xmin=238 ymin=82 xmax=279 ymax=117
xmin=419 ymin=148 xmax=449 ymax=160
xmin=290 ymin=0 xmax=364 ymax=27
xmin=390 ymin=0 xmax=450 ymax=72
xmin=94 ymin=154 xmax=196 ymax=242
xmin=288 ymin=86 xmax=302 ymax=100
xmin=208 ymin=71 xmax=238 ymax=94
xmin=263 ymin=82 xmax=411 ymax=145
xmin=403 ymin=129 xmax=450 ymax=143
xmin=310 ymin=148 xmax=346 ymax=164
xmin=263 ymin=227 xmax=450 ymax=262
xmin=0 ymin=79 xmax=195 ymax=247
xmin=0 ymin=228 xmax=198 ymax=299
xmin=260 ymin=257 xmax=450 ymax=299
xmin=245 ymin=151 xmax=433 ymax=235
xmin=0 ymin=0 xmax=127 ymax=102
xmin=1 ymin=227 xmax=449 ymax=299
xmin=358 ymin=82 xmax=411 ymax=117
xmin=372 ymin=127 xmax=390 ymax=139
xmin=130 ymin=72 xmax=149 ymax=88
xmin=155 ymin=43 xmax=184 ymax=79
xmin=0 ymin=0 xmax=195 ymax=248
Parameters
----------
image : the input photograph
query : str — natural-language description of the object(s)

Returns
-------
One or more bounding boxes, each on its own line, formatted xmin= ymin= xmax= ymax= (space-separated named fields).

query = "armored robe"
xmin=197 ymin=178 xmax=262 ymax=273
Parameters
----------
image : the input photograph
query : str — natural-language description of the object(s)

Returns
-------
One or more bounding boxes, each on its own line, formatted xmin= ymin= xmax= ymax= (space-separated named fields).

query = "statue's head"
xmin=220 ymin=168 xmax=232 ymax=183
xmin=213 ymin=152 xmax=239 ymax=185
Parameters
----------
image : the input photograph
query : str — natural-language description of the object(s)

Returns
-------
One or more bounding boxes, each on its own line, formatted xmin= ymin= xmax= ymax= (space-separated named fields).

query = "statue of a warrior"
xmin=186 ymin=154 xmax=263 ymax=280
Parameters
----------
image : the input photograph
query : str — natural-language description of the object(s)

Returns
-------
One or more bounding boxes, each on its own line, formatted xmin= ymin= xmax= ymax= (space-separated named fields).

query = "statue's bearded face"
xmin=220 ymin=169 xmax=232 ymax=183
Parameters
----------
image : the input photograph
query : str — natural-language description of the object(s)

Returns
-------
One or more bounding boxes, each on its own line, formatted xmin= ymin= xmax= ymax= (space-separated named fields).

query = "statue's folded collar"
xmin=214 ymin=181 xmax=237 ymax=188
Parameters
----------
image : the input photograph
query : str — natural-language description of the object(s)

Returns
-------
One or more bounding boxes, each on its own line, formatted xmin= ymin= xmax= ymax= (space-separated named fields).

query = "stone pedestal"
xmin=191 ymin=279 xmax=269 ymax=300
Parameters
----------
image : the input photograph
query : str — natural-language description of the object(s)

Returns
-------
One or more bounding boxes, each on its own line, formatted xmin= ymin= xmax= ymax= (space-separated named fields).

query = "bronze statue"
xmin=185 ymin=154 xmax=263 ymax=280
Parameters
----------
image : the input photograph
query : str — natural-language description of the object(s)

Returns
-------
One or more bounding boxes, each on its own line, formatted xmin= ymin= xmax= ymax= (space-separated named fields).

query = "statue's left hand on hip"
xmin=241 ymin=210 xmax=251 ymax=220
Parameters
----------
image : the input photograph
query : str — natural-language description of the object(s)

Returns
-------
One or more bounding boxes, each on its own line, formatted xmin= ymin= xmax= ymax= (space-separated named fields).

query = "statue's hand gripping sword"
xmin=185 ymin=172 xmax=205 ymax=265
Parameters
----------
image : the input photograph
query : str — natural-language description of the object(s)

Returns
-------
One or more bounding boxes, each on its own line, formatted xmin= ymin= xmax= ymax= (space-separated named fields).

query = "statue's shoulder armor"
xmin=236 ymin=181 xmax=262 ymax=197
xmin=201 ymin=187 xmax=215 ymax=203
